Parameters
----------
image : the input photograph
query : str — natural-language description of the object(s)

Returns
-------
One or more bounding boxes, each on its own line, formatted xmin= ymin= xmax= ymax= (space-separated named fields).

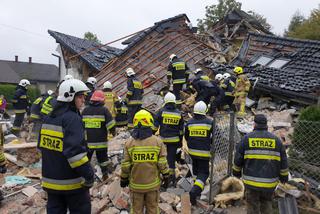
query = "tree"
xmin=284 ymin=11 xmax=306 ymax=37
xmin=84 ymin=32 xmax=101 ymax=43
xmin=197 ymin=0 xmax=242 ymax=33
xmin=285 ymin=6 xmax=320 ymax=40
xmin=247 ymin=11 xmax=272 ymax=32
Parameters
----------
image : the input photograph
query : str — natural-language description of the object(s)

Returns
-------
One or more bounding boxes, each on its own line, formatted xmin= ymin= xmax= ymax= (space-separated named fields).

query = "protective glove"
xmin=161 ymin=173 xmax=170 ymax=189
xmin=82 ymin=177 xmax=94 ymax=189
xmin=0 ymin=165 xmax=7 ymax=174
xmin=120 ymin=178 xmax=129 ymax=188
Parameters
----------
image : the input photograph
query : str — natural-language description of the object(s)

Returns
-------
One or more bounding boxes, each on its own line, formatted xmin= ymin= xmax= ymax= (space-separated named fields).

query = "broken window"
xmin=268 ymin=59 xmax=290 ymax=68
xmin=251 ymin=56 xmax=273 ymax=66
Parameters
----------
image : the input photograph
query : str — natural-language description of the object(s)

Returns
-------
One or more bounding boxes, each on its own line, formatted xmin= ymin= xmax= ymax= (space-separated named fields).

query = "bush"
xmin=0 ymin=84 xmax=41 ymax=109
xmin=289 ymin=106 xmax=320 ymax=183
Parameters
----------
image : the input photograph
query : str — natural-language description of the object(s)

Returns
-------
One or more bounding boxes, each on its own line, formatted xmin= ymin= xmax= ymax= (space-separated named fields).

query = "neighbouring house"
xmin=48 ymin=30 xmax=122 ymax=81
xmin=232 ymin=32 xmax=320 ymax=105
xmin=0 ymin=56 xmax=59 ymax=94
xmin=96 ymin=14 xmax=219 ymax=110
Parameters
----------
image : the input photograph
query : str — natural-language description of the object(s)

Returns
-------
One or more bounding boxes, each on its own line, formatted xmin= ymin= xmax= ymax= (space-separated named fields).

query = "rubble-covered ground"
xmin=0 ymin=97 xmax=320 ymax=214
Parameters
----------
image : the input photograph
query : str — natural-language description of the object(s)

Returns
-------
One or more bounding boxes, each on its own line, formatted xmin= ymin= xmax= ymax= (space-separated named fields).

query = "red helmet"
xmin=90 ymin=90 xmax=105 ymax=102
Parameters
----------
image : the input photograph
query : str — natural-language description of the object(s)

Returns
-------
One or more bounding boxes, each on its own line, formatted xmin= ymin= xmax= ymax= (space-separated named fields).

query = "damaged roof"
xmin=96 ymin=14 xmax=217 ymax=110
xmin=48 ymin=30 xmax=122 ymax=71
xmin=232 ymin=32 xmax=320 ymax=104
xmin=0 ymin=60 xmax=59 ymax=84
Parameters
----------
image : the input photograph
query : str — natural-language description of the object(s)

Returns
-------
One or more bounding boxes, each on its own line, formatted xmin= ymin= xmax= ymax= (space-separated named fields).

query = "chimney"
xmin=15 ymin=55 xmax=18 ymax=62
xmin=29 ymin=57 xmax=32 ymax=63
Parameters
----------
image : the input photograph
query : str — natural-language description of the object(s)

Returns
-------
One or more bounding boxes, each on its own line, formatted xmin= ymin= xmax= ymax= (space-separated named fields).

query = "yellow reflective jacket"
xmin=0 ymin=125 xmax=6 ymax=166
xmin=235 ymin=74 xmax=251 ymax=96
xmin=104 ymin=91 xmax=119 ymax=118
xmin=121 ymin=134 xmax=169 ymax=193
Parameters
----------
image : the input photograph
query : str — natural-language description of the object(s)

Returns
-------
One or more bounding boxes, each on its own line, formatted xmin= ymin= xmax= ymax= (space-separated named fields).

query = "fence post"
xmin=227 ymin=112 xmax=235 ymax=175
xmin=209 ymin=114 xmax=217 ymax=204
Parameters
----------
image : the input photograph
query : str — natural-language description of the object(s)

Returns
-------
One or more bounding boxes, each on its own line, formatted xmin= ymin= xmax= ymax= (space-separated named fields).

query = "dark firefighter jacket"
xmin=199 ymin=81 xmax=224 ymax=104
xmin=167 ymin=58 xmax=190 ymax=85
xmin=38 ymin=102 xmax=94 ymax=194
xmin=126 ymin=76 xmax=143 ymax=105
xmin=184 ymin=115 xmax=213 ymax=159
xmin=220 ymin=79 xmax=235 ymax=97
xmin=232 ymin=128 xmax=289 ymax=192
xmin=121 ymin=127 xmax=169 ymax=192
xmin=82 ymin=102 xmax=115 ymax=150
xmin=154 ymin=103 xmax=184 ymax=143
xmin=190 ymin=71 xmax=210 ymax=93
xmin=115 ymin=101 xmax=128 ymax=126
xmin=30 ymin=94 xmax=47 ymax=120
xmin=12 ymin=85 xmax=29 ymax=113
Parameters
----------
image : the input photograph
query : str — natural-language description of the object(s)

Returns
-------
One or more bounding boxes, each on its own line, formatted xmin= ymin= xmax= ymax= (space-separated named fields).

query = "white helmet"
xmin=215 ymin=74 xmax=223 ymax=81
xmin=19 ymin=79 xmax=30 ymax=87
xmin=194 ymin=68 xmax=202 ymax=74
xmin=223 ymin=73 xmax=231 ymax=80
xmin=169 ymin=54 xmax=177 ymax=61
xmin=86 ymin=77 xmax=97 ymax=86
xmin=164 ymin=92 xmax=176 ymax=104
xmin=125 ymin=68 xmax=135 ymax=77
xmin=57 ymin=79 xmax=89 ymax=102
xmin=47 ymin=90 xmax=54 ymax=95
xmin=193 ymin=101 xmax=207 ymax=115
xmin=64 ymin=74 xmax=74 ymax=81
xmin=103 ymin=81 xmax=112 ymax=89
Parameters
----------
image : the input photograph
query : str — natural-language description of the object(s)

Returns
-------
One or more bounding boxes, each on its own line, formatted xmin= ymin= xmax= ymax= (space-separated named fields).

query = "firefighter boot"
xmin=189 ymin=185 xmax=202 ymax=205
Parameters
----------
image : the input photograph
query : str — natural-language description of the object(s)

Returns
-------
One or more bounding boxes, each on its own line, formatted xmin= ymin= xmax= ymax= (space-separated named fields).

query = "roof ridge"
xmin=0 ymin=59 xmax=57 ymax=66
xmin=249 ymin=32 xmax=320 ymax=45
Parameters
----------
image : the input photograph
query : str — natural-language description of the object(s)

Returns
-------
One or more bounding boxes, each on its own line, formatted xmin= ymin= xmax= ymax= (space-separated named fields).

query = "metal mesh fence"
xmin=288 ymin=120 xmax=320 ymax=188
xmin=209 ymin=112 xmax=236 ymax=203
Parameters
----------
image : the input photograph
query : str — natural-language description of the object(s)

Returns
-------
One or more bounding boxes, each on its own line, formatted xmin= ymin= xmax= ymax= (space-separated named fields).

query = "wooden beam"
xmin=4 ymin=142 xmax=37 ymax=150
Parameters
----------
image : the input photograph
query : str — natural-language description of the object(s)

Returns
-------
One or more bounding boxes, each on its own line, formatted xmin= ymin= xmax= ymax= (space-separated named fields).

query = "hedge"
xmin=0 ymin=84 xmax=41 ymax=109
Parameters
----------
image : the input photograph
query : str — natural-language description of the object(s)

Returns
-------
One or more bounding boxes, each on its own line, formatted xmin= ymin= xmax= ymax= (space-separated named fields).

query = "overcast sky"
xmin=0 ymin=0 xmax=319 ymax=66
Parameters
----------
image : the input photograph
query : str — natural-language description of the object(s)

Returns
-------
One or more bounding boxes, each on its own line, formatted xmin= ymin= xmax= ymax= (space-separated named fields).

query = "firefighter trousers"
xmin=87 ymin=148 xmax=109 ymax=175
xmin=47 ymin=190 xmax=91 ymax=214
xmin=130 ymin=190 xmax=160 ymax=214
xmin=12 ymin=112 xmax=25 ymax=135
xmin=165 ymin=143 xmax=181 ymax=170
xmin=246 ymin=188 xmax=273 ymax=214
xmin=223 ymin=96 xmax=235 ymax=111
xmin=191 ymin=158 xmax=209 ymax=194
xmin=127 ymin=104 xmax=142 ymax=129
xmin=173 ymin=83 xmax=183 ymax=105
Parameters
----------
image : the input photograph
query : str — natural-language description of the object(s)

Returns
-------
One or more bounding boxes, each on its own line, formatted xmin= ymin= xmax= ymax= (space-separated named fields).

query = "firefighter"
xmin=38 ymin=79 xmax=94 ymax=213
xmin=102 ymin=81 xmax=120 ymax=118
xmin=115 ymin=98 xmax=128 ymax=127
xmin=233 ymin=67 xmax=251 ymax=117
xmin=189 ymin=68 xmax=210 ymax=93
xmin=232 ymin=114 xmax=289 ymax=214
xmin=167 ymin=54 xmax=190 ymax=107
xmin=221 ymin=73 xmax=235 ymax=111
xmin=154 ymin=92 xmax=184 ymax=187
xmin=82 ymin=90 xmax=116 ymax=181
xmin=11 ymin=79 xmax=30 ymax=136
xmin=120 ymin=109 xmax=170 ymax=214
xmin=85 ymin=77 xmax=97 ymax=105
xmin=0 ymin=125 xmax=7 ymax=202
xmin=214 ymin=74 xmax=223 ymax=86
xmin=125 ymin=68 xmax=143 ymax=129
xmin=184 ymin=101 xmax=214 ymax=205
xmin=30 ymin=90 xmax=55 ymax=139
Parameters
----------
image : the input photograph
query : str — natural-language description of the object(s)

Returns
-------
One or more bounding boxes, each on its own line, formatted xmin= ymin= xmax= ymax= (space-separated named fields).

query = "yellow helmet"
xmin=234 ymin=66 xmax=243 ymax=75
xmin=133 ymin=110 xmax=154 ymax=127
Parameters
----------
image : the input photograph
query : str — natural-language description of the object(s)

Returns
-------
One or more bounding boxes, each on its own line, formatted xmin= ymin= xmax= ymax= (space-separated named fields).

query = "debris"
xmin=275 ymin=183 xmax=302 ymax=198
xmin=245 ymin=97 xmax=256 ymax=108
xmin=5 ymin=175 xmax=31 ymax=186
xmin=17 ymin=167 xmax=41 ymax=179
xmin=181 ymin=193 xmax=191 ymax=214
xmin=257 ymin=97 xmax=272 ymax=110
xmin=214 ymin=177 xmax=245 ymax=208
xmin=21 ymin=186 xmax=38 ymax=197
xmin=160 ymin=192 xmax=180 ymax=206
xmin=4 ymin=152 xmax=18 ymax=164
xmin=4 ymin=142 xmax=37 ymax=150
xmin=158 ymin=203 xmax=177 ymax=214
xmin=16 ymin=147 xmax=41 ymax=165
xmin=177 ymin=177 xmax=193 ymax=192
xmin=278 ymin=195 xmax=299 ymax=214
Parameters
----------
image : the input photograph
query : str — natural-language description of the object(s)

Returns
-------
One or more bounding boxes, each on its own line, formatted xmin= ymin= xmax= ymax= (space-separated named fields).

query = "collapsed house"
xmin=232 ymin=33 xmax=320 ymax=105
xmin=197 ymin=9 xmax=272 ymax=63
xmin=48 ymin=30 xmax=122 ymax=80
xmin=96 ymin=14 xmax=218 ymax=110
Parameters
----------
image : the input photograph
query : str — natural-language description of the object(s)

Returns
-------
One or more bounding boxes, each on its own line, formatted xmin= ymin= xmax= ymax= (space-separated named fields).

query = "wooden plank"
xmin=4 ymin=153 xmax=17 ymax=164
xmin=181 ymin=193 xmax=191 ymax=214
xmin=4 ymin=142 xmax=37 ymax=150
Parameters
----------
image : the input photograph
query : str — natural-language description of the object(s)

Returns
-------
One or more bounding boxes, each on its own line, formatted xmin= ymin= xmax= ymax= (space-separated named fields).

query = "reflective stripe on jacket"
xmin=126 ymin=77 xmax=143 ymax=105
xmin=121 ymin=135 xmax=169 ymax=193
xmin=232 ymin=129 xmax=289 ymax=192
